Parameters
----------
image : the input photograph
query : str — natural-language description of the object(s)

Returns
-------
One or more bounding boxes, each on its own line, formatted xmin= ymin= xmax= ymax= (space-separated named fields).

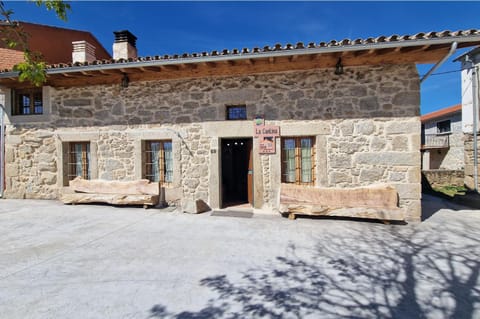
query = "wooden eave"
xmin=0 ymin=40 xmax=478 ymax=89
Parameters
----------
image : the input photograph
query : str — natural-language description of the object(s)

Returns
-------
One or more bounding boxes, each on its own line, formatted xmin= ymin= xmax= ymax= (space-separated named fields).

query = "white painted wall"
xmin=459 ymin=50 xmax=480 ymax=133
xmin=422 ymin=112 xmax=464 ymax=170
xmin=423 ymin=112 xmax=462 ymax=135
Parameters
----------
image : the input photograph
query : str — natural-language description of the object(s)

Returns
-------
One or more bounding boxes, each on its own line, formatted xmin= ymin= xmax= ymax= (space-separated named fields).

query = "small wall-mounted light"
xmin=121 ymin=73 xmax=129 ymax=88
xmin=334 ymin=57 xmax=344 ymax=75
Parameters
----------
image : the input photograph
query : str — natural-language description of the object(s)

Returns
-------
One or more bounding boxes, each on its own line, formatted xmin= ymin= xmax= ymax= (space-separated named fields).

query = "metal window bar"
xmin=226 ymin=105 xmax=247 ymax=120
xmin=281 ymin=138 xmax=296 ymax=183
xmin=144 ymin=140 xmax=173 ymax=184
xmin=67 ymin=142 xmax=90 ymax=181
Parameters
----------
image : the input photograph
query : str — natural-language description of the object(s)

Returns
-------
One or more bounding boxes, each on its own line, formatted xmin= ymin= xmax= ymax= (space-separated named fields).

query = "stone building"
xmin=1 ymin=29 xmax=480 ymax=221
xmin=421 ymin=104 xmax=464 ymax=170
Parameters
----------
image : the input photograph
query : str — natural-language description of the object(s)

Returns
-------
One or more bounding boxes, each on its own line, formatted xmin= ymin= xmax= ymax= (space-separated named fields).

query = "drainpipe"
xmin=472 ymin=64 xmax=479 ymax=191
xmin=420 ymin=42 xmax=458 ymax=83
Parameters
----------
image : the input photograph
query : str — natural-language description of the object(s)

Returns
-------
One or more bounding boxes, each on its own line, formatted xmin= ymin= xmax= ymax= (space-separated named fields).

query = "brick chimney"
xmin=113 ymin=30 xmax=137 ymax=60
xmin=72 ymin=40 xmax=96 ymax=63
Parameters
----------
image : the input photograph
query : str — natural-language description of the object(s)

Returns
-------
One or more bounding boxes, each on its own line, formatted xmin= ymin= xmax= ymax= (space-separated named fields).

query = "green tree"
xmin=0 ymin=0 xmax=71 ymax=86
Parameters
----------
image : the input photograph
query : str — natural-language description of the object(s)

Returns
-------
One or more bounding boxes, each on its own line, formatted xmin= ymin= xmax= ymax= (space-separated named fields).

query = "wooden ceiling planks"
xmin=0 ymin=43 xmax=459 ymax=88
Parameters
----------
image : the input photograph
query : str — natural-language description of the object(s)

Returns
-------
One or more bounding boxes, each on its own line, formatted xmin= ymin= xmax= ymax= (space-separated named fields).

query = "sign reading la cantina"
xmin=254 ymin=119 xmax=280 ymax=154
xmin=254 ymin=126 xmax=280 ymax=138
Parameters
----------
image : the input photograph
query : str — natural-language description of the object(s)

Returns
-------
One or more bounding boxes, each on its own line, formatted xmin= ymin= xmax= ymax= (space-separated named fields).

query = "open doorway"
xmin=221 ymin=138 xmax=253 ymax=208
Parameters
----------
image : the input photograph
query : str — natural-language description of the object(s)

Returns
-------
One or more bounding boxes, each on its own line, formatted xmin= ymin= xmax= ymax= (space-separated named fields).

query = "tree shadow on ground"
xmin=421 ymin=173 xmax=479 ymax=221
xmin=149 ymin=218 xmax=480 ymax=319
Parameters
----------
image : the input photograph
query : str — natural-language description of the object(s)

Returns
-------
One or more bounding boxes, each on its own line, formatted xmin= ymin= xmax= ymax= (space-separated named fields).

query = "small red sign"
xmin=259 ymin=137 xmax=276 ymax=154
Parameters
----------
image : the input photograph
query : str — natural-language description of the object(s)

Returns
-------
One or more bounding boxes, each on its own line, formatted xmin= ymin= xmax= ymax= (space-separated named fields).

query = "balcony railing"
xmin=421 ymin=134 xmax=450 ymax=149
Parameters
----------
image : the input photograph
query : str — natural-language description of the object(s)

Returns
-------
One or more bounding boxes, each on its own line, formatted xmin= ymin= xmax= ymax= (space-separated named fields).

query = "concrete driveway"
xmin=0 ymin=196 xmax=479 ymax=319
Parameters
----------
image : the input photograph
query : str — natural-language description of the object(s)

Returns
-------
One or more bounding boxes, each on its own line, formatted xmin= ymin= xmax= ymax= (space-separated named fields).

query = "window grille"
xmin=226 ymin=105 xmax=247 ymax=120
xmin=144 ymin=140 xmax=173 ymax=184
xmin=67 ymin=142 xmax=90 ymax=181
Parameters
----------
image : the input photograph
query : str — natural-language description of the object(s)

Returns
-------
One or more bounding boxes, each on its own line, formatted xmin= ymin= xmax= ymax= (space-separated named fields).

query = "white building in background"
xmin=455 ymin=47 xmax=480 ymax=189
xmin=421 ymin=104 xmax=464 ymax=170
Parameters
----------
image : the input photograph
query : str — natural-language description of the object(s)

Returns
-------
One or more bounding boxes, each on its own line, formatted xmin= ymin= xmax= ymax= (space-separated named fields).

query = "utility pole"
xmin=473 ymin=64 xmax=479 ymax=192
xmin=0 ymin=103 xmax=4 ymax=198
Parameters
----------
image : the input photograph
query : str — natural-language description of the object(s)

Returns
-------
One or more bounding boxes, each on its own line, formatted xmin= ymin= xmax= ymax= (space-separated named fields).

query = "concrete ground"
xmin=0 ymin=196 xmax=479 ymax=319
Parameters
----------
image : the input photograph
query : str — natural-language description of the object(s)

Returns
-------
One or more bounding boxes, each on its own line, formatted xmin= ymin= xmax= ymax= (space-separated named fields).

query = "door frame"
xmin=219 ymin=137 xmax=253 ymax=208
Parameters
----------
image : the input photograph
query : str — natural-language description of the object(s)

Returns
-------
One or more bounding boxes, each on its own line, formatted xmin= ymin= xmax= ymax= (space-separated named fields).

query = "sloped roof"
xmin=1 ymin=28 xmax=480 ymax=88
xmin=421 ymin=104 xmax=462 ymax=123
xmin=0 ymin=21 xmax=111 ymax=67
xmin=41 ymin=29 xmax=480 ymax=70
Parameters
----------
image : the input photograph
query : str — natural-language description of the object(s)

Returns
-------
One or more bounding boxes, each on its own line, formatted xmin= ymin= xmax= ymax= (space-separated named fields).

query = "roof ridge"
xmin=421 ymin=104 xmax=462 ymax=122
xmin=2 ymin=28 xmax=480 ymax=73
xmin=16 ymin=20 xmax=93 ymax=35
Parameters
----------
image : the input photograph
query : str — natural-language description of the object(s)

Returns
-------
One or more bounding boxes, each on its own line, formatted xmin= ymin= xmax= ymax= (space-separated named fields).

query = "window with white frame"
xmin=437 ymin=120 xmax=451 ymax=134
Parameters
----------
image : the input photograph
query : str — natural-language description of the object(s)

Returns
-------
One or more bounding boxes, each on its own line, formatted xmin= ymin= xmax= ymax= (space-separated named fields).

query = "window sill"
xmin=9 ymin=113 xmax=51 ymax=123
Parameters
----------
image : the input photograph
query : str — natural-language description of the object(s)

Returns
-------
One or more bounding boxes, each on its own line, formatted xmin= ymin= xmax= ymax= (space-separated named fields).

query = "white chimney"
xmin=113 ymin=30 xmax=137 ymax=60
xmin=72 ymin=40 xmax=96 ymax=63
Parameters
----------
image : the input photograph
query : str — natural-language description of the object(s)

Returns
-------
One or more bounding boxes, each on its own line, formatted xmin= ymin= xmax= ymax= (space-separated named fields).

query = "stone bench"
xmin=60 ymin=177 xmax=160 ymax=208
xmin=279 ymin=183 xmax=405 ymax=222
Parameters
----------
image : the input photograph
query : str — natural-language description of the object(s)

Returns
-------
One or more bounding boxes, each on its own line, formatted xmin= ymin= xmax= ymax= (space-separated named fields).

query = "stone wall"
xmin=423 ymin=132 xmax=464 ymax=170
xmin=3 ymin=63 xmax=421 ymax=220
xmin=5 ymin=127 xmax=58 ymax=199
xmin=422 ymin=170 xmax=465 ymax=188
xmin=464 ymin=133 xmax=480 ymax=189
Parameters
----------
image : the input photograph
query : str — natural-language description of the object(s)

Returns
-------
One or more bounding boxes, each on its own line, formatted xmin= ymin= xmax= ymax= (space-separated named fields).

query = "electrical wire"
xmin=420 ymin=65 xmax=474 ymax=78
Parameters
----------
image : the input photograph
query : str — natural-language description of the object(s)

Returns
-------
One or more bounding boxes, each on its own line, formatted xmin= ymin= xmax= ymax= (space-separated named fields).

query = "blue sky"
xmin=5 ymin=1 xmax=480 ymax=115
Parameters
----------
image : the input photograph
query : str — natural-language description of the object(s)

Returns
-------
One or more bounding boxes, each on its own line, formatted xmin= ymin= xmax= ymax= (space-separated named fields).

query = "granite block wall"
xmin=3 ymin=63 xmax=421 ymax=220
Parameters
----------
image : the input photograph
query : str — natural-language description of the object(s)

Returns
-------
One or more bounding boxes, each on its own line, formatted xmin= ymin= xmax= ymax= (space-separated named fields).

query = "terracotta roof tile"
xmin=421 ymin=104 xmax=462 ymax=123
xmin=1 ymin=29 xmax=480 ymax=73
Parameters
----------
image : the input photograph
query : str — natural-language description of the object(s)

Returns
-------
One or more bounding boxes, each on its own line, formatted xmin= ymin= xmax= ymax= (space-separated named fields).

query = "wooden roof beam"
xmin=400 ymin=44 xmax=431 ymax=53
xmin=60 ymin=72 xmax=82 ymax=78
xmin=245 ymin=58 xmax=255 ymax=65
xmin=199 ymin=61 xmax=217 ymax=68
xmin=375 ymin=47 xmax=401 ymax=56
xmin=178 ymin=63 xmax=197 ymax=70
xmin=424 ymin=44 xmax=448 ymax=52
xmin=354 ymin=49 xmax=376 ymax=57
xmin=98 ymin=69 xmax=123 ymax=76
xmin=159 ymin=65 xmax=179 ymax=71
xmin=80 ymin=71 xmax=95 ymax=77
xmin=139 ymin=66 xmax=161 ymax=72
xmin=220 ymin=60 xmax=235 ymax=66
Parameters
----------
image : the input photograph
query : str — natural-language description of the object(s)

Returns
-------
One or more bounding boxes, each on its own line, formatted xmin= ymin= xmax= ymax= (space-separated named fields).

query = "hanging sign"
xmin=259 ymin=137 xmax=276 ymax=154
xmin=254 ymin=116 xmax=280 ymax=154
